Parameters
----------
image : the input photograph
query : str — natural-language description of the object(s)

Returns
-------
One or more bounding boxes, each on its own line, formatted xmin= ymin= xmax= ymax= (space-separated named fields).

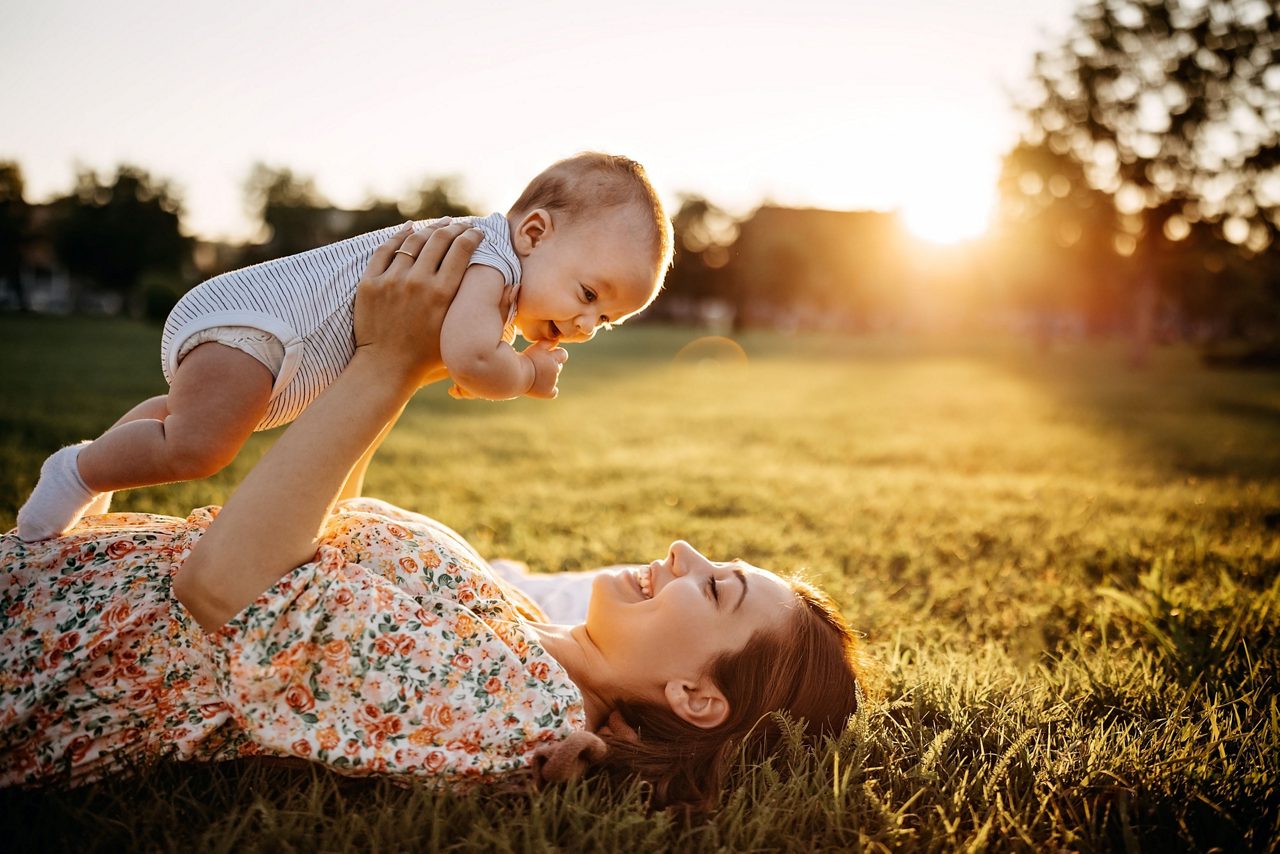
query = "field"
xmin=2 ymin=315 xmax=1278 ymax=851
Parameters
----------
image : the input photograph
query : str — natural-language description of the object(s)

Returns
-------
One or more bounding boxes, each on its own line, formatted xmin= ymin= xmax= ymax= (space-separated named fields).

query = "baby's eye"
xmin=581 ymin=285 xmax=597 ymax=303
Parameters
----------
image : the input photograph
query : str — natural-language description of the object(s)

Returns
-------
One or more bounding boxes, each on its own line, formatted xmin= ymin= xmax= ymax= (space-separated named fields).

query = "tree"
xmin=244 ymin=163 xmax=331 ymax=257
xmin=1011 ymin=0 xmax=1280 ymax=361
xmin=993 ymin=141 xmax=1123 ymax=337
xmin=664 ymin=194 xmax=736 ymax=304
xmin=0 ymin=161 xmax=31 ymax=310
xmin=401 ymin=176 xmax=476 ymax=221
xmin=51 ymin=164 xmax=190 ymax=301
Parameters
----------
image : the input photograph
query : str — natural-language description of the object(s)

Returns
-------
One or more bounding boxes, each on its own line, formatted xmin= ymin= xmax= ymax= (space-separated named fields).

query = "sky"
xmin=1 ymin=0 xmax=1079 ymax=244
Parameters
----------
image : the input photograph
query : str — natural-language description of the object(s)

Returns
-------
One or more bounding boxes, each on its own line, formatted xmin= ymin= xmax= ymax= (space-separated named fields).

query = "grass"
xmin=2 ymin=314 xmax=1278 ymax=851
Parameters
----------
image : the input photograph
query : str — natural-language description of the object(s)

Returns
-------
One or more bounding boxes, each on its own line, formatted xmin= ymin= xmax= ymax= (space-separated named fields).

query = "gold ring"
xmin=394 ymin=249 xmax=417 ymax=259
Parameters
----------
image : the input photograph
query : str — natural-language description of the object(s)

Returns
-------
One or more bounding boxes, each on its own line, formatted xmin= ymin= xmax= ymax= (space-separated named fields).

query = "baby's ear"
xmin=513 ymin=208 xmax=553 ymax=254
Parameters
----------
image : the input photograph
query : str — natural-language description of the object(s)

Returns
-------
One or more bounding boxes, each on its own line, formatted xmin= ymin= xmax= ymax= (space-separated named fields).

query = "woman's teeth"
xmin=637 ymin=565 xmax=653 ymax=598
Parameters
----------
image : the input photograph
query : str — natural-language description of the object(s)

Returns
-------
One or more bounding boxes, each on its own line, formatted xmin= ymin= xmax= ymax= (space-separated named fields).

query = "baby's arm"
xmin=440 ymin=266 xmax=540 ymax=400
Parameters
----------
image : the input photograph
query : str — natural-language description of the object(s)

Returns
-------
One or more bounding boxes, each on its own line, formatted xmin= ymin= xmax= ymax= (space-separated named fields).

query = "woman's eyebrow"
xmin=733 ymin=567 xmax=748 ymax=612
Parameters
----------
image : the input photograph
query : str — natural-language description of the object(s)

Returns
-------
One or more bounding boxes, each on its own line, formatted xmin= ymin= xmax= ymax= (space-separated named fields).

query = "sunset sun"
xmin=901 ymin=181 xmax=996 ymax=245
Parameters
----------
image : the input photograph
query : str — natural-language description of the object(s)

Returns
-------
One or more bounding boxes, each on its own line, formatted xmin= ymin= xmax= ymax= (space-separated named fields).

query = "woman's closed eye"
xmin=707 ymin=576 xmax=719 ymax=604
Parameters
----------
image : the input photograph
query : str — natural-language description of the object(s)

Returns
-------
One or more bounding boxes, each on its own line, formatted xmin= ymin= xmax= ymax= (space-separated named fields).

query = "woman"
xmin=1 ymin=223 xmax=863 ymax=810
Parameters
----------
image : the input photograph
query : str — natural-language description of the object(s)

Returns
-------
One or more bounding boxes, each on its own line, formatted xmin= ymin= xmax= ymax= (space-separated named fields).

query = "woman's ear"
xmin=663 ymin=677 xmax=728 ymax=729
xmin=512 ymin=208 xmax=552 ymax=256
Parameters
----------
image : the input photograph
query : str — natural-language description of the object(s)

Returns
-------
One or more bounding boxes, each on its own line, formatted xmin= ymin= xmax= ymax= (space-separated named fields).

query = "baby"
xmin=18 ymin=152 xmax=673 ymax=541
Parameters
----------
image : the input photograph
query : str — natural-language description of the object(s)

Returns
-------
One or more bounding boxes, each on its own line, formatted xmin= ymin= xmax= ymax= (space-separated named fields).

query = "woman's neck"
xmin=531 ymin=623 xmax=614 ymax=731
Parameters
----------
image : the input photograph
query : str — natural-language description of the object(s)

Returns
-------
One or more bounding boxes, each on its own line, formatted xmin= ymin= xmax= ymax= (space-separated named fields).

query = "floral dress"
xmin=0 ymin=498 xmax=584 ymax=787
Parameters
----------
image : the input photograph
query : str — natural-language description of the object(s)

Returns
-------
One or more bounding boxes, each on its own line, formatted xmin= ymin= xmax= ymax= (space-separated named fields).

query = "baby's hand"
xmin=523 ymin=341 xmax=569 ymax=399
xmin=448 ymin=383 xmax=478 ymax=400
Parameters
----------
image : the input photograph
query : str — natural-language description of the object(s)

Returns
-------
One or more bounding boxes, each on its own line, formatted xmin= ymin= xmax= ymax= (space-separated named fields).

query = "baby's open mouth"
xmin=548 ymin=321 xmax=562 ymax=340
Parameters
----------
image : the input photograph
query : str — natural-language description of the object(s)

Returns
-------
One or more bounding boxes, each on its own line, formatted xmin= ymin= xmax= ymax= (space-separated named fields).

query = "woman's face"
xmin=585 ymin=541 xmax=796 ymax=699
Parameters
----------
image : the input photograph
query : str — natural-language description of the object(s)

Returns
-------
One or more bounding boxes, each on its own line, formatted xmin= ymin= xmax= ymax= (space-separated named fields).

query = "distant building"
xmin=724 ymin=206 xmax=912 ymax=330
xmin=0 ymin=204 xmax=79 ymax=313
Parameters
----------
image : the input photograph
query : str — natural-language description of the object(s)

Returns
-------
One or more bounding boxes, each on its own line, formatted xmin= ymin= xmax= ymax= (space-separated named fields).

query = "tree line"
xmin=0 ymin=161 xmax=477 ymax=318
xmin=2 ymin=0 xmax=1277 ymax=359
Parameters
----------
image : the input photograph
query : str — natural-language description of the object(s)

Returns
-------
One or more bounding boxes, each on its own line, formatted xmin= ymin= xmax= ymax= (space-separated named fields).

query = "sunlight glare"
xmin=902 ymin=180 xmax=996 ymax=245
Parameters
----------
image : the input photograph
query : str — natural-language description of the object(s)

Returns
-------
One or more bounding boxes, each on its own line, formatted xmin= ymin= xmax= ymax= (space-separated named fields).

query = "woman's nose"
xmin=668 ymin=540 xmax=707 ymax=576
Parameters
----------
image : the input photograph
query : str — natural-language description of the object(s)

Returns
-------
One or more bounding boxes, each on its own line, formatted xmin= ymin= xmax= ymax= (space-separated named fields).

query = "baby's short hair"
xmin=510 ymin=152 xmax=674 ymax=278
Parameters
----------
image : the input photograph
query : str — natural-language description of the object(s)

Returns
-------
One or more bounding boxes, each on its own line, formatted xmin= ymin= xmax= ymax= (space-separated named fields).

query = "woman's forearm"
xmin=337 ymin=408 xmax=400 ymax=502
xmin=336 ymin=364 xmax=449 ymax=501
xmin=176 ymin=354 xmax=418 ymax=630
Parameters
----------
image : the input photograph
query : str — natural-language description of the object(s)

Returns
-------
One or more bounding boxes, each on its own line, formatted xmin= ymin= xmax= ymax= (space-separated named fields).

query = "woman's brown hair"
xmin=591 ymin=577 xmax=863 ymax=811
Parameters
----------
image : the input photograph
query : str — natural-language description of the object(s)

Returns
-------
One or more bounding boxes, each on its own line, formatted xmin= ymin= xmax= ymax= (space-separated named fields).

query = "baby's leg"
xmin=17 ymin=344 xmax=271 ymax=540
xmin=82 ymin=397 xmax=181 ymax=517
xmin=79 ymin=343 xmax=273 ymax=488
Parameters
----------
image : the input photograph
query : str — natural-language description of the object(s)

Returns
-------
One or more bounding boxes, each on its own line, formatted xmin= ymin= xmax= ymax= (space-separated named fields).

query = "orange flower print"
xmin=102 ymin=600 xmax=131 ymax=630
xmin=423 ymin=704 xmax=454 ymax=730
xmin=0 ymin=504 xmax=584 ymax=788
xmin=39 ymin=647 xmax=66 ymax=676
xmin=284 ymin=683 xmax=315 ymax=713
xmin=105 ymin=539 xmax=136 ymax=560
xmin=447 ymin=725 xmax=485 ymax=754
xmin=318 ymin=727 xmax=340 ymax=750
xmin=409 ymin=727 xmax=440 ymax=747
xmin=322 ymin=639 xmax=348 ymax=667
xmin=67 ymin=735 xmax=94 ymax=764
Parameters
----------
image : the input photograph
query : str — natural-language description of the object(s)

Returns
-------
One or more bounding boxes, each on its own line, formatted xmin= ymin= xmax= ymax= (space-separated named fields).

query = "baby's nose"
xmin=573 ymin=315 xmax=598 ymax=340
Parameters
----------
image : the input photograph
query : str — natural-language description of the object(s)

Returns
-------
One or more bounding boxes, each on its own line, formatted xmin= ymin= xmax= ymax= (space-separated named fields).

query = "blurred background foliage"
xmin=1 ymin=0 xmax=1276 ymax=365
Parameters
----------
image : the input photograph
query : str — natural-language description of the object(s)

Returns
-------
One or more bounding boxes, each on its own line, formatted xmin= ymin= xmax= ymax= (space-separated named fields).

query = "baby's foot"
xmin=16 ymin=441 xmax=100 ymax=541
xmin=84 ymin=491 xmax=114 ymax=518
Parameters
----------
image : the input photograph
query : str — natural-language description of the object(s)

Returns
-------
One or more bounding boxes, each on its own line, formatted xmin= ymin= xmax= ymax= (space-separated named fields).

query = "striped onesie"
xmin=161 ymin=213 xmax=521 ymax=431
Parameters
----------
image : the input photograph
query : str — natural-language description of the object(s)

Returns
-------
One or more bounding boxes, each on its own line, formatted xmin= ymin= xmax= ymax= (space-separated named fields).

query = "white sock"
xmin=16 ymin=441 xmax=100 ymax=541
xmin=84 ymin=491 xmax=114 ymax=517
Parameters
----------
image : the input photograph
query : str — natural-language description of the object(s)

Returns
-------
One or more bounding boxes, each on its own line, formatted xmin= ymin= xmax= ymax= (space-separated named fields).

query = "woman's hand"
xmin=353 ymin=220 xmax=483 ymax=390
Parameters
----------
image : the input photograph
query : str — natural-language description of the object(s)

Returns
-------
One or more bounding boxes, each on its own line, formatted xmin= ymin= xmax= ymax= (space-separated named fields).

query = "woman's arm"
xmin=336 ymin=407 xmax=400 ymax=502
xmin=175 ymin=222 xmax=482 ymax=631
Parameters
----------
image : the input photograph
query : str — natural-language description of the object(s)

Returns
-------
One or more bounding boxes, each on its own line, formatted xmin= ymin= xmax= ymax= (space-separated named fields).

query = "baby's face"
xmin=512 ymin=205 xmax=660 ymax=344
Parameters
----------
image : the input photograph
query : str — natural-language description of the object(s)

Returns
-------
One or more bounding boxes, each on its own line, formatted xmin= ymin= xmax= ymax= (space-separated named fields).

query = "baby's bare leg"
xmin=18 ymin=345 xmax=271 ymax=540
xmin=78 ymin=343 xmax=273 ymax=491
xmin=79 ymin=397 xmax=171 ymax=518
